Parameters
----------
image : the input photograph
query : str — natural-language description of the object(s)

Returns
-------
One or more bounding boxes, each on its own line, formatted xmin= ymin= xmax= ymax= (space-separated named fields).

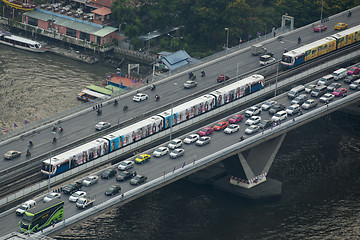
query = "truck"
xmin=62 ymin=181 xmax=82 ymax=194
xmin=260 ymin=54 xmax=276 ymax=65
xmin=251 ymin=43 xmax=267 ymax=56
xmin=76 ymin=197 xmax=95 ymax=209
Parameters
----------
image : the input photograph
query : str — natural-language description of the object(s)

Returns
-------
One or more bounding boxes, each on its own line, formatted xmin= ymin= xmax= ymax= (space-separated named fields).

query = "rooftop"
xmin=92 ymin=7 xmax=112 ymax=15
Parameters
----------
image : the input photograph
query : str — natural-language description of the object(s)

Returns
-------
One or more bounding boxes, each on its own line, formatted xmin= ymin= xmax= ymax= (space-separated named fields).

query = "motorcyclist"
xmin=52 ymin=137 xmax=57 ymax=143
xmin=26 ymin=149 xmax=31 ymax=156
xmin=29 ymin=140 xmax=33 ymax=147
xmin=114 ymin=99 xmax=118 ymax=105
xmin=59 ymin=127 xmax=63 ymax=133
xmin=123 ymin=104 xmax=128 ymax=111
xmin=189 ymin=72 xmax=194 ymax=78
xmin=151 ymin=84 xmax=156 ymax=90
xmin=348 ymin=10 xmax=351 ymax=17
xmin=201 ymin=70 xmax=205 ymax=77
xmin=97 ymin=109 xmax=102 ymax=115
xmin=298 ymin=36 xmax=302 ymax=43
xmin=240 ymin=135 xmax=245 ymax=141
xmin=155 ymin=95 xmax=160 ymax=101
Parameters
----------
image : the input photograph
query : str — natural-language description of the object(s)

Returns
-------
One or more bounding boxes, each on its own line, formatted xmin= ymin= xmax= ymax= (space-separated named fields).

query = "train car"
xmin=281 ymin=37 xmax=336 ymax=67
xmin=210 ymin=74 xmax=265 ymax=106
xmin=331 ymin=25 xmax=360 ymax=49
xmin=41 ymin=138 xmax=108 ymax=177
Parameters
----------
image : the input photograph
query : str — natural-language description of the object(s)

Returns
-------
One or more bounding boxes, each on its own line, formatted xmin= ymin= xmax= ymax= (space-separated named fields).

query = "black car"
xmin=116 ymin=171 xmax=134 ymax=182
xmin=259 ymin=119 xmax=273 ymax=129
xmin=101 ymin=169 xmax=117 ymax=179
xmin=344 ymin=74 xmax=359 ymax=84
xmin=63 ymin=181 xmax=82 ymax=194
xmin=105 ymin=185 xmax=121 ymax=196
xmin=269 ymin=104 xmax=286 ymax=115
xmin=130 ymin=175 xmax=147 ymax=185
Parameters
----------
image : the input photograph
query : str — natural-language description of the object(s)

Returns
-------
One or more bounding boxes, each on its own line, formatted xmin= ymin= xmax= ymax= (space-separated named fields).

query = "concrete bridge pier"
xmin=213 ymin=134 xmax=286 ymax=199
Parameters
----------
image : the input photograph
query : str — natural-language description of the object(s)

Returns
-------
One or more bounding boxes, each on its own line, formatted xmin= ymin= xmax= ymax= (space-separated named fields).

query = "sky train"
xmin=41 ymin=74 xmax=265 ymax=177
xmin=281 ymin=25 xmax=360 ymax=67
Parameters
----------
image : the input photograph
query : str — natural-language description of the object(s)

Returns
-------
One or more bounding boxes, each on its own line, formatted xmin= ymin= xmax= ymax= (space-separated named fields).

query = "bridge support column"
xmin=213 ymin=134 xmax=286 ymax=199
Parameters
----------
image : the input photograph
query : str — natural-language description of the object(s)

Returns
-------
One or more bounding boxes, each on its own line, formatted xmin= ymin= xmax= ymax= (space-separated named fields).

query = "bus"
xmin=19 ymin=199 xmax=64 ymax=233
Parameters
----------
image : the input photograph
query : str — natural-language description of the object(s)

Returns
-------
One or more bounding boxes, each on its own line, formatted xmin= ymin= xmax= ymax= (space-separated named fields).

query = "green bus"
xmin=19 ymin=199 xmax=64 ymax=233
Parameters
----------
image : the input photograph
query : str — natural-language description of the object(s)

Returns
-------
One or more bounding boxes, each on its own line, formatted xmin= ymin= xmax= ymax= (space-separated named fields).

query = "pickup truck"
xmin=76 ymin=197 xmax=95 ymax=209
xmin=63 ymin=181 xmax=82 ymax=194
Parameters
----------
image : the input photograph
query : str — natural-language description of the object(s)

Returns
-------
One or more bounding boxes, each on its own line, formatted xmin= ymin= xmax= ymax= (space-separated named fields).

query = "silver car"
xmin=245 ymin=125 xmax=260 ymax=135
xmin=95 ymin=122 xmax=110 ymax=130
xmin=153 ymin=147 xmax=169 ymax=157
xmin=196 ymin=136 xmax=211 ymax=146
xmin=118 ymin=160 xmax=134 ymax=171
xmin=169 ymin=149 xmax=185 ymax=158
xmin=224 ymin=124 xmax=239 ymax=134
xmin=183 ymin=134 xmax=199 ymax=144
xmin=183 ymin=80 xmax=197 ymax=89
xmin=82 ymin=175 xmax=99 ymax=186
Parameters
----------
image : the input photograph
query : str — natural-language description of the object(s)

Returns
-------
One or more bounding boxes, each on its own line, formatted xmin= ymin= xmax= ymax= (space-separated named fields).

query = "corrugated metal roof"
xmin=24 ymin=9 xmax=116 ymax=36
xmin=160 ymin=50 xmax=200 ymax=70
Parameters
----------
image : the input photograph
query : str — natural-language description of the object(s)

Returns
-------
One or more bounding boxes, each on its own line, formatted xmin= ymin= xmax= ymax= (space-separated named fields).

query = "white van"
xmin=287 ymin=85 xmax=305 ymax=99
xmin=318 ymin=74 xmax=335 ymax=86
xmin=16 ymin=199 xmax=36 ymax=216
xmin=271 ymin=110 xmax=287 ymax=122
xmin=332 ymin=68 xmax=347 ymax=81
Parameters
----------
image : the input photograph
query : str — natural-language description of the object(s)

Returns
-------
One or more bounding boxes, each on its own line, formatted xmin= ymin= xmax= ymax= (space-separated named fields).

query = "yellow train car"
xmin=331 ymin=25 xmax=360 ymax=49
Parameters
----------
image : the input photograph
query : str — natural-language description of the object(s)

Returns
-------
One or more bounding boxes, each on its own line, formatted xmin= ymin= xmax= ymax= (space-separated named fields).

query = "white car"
xmin=95 ymin=122 xmax=110 ymax=130
xmin=224 ymin=124 xmax=240 ymax=134
xmin=183 ymin=134 xmax=200 ymax=144
xmin=245 ymin=106 xmax=261 ymax=117
xmin=245 ymin=125 xmax=260 ymax=135
xmin=133 ymin=93 xmax=148 ymax=102
xmin=286 ymin=104 xmax=301 ymax=115
xmin=43 ymin=192 xmax=61 ymax=203
xmin=118 ymin=160 xmax=134 ymax=171
xmin=319 ymin=93 xmax=335 ymax=103
xmin=196 ymin=136 xmax=211 ymax=146
xmin=153 ymin=147 xmax=169 ymax=157
xmin=261 ymin=100 xmax=277 ymax=111
xmin=168 ymin=139 xmax=182 ymax=149
xmin=69 ymin=191 xmax=86 ymax=202
xmin=245 ymin=116 xmax=261 ymax=125
xmin=271 ymin=110 xmax=287 ymax=122
xmin=302 ymin=99 xmax=317 ymax=110
xmin=82 ymin=175 xmax=99 ymax=186
xmin=169 ymin=148 xmax=185 ymax=158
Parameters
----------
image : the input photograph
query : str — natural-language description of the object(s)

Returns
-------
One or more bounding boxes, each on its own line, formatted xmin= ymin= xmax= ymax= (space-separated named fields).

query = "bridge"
xmin=1 ymin=6 xmax=360 ymax=239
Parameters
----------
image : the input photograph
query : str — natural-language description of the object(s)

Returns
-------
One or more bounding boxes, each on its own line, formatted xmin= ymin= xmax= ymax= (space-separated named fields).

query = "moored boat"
xmin=0 ymin=31 xmax=46 ymax=52
xmin=1 ymin=0 xmax=35 ymax=11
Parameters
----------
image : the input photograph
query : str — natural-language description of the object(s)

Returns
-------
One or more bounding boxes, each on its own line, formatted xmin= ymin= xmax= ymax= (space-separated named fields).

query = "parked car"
xmin=134 ymin=154 xmax=151 ymax=164
xmin=69 ymin=191 xmax=86 ymax=202
xmin=116 ymin=171 xmax=134 ymax=182
xmin=133 ymin=93 xmax=148 ymax=102
xmin=259 ymin=120 xmax=273 ymax=129
xmin=291 ymin=94 xmax=308 ymax=105
xmin=286 ymin=104 xmax=301 ymax=115
xmin=332 ymin=88 xmax=347 ymax=97
xmin=302 ymin=99 xmax=318 ymax=109
xmin=327 ymin=82 xmax=341 ymax=92
xmin=269 ymin=104 xmax=286 ymax=115
xmin=130 ymin=175 xmax=147 ymax=185
xmin=183 ymin=80 xmax=197 ymax=89
xmin=334 ymin=22 xmax=348 ymax=30
xmin=82 ymin=175 xmax=99 ymax=187
xmin=105 ymin=185 xmax=121 ymax=195
xmin=245 ymin=125 xmax=260 ymax=135
xmin=95 ymin=122 xmax=110 ymax=130
xmin=118 ymin=160 xmax=134 ymax=171
xmin=224 ymin=124 xmax=240 ymax=134
xmin=246 ymin=116 xmax=261 ymax=126
xmin=245 ymin=106 xmax=261 ymax=117
xmin=213 ymin=121 xmax=228 ymax=131
xmin=347 ymin=66 xmax=360 ymax=75
xmin=261 ymin=100 xmax=277 ymax=111
xmin=305 ymin=84 xmax=317 ymax=93
xmin=271 ymin=110 xmax=288 ymax=122
xmin=168 ymin=139 xmax=183 ymax=149
xmin=101 ymin=169 xmax=117 ymax=179
xmin=319 ymin=93 xmax=335 ymax=103
xmin=183 ymin=134 xmax=200 ymax=144
xmin=43 ymin=192 xmax=61 ymax=203
xmin=196 ymin=136 xmax=211 ymax=146
xmin=217 ymin=75 xmax=230 ymax=83
xmin=169 ymin=149 xmax=185 ymax=159
xmin=153 ymin=147 xmax=169 ymax=157
xmin=198 ymin=127 xmax=214 ymax=136
xmin=228 ymin=114 xmax=244 ymax=123
xmin=3 ymin=150 xmax=21 ymax=160
xmin=313 ymin=24 xmax=327 ymax=32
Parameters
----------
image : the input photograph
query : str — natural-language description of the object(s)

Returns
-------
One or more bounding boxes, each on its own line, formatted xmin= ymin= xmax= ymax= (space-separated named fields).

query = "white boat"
xmin=0 ymin=31 xmax=46 ymax=52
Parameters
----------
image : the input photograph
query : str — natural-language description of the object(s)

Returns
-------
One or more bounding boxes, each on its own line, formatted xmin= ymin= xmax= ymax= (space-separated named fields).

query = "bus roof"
xmin=25 ymin=199 xmax=64 ymax=215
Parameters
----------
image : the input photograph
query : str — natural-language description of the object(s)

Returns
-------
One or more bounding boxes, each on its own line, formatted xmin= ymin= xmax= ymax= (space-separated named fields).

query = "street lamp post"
xmin=169 ymin=102 xmax=174 ymax=141
xmin=48 ymin=131 xmax=56 ymax=193
xmin=117 ymin=68 xmax=121 ymax=126
xmin=274 ymin=62 xmax=279 ymax=97
xmin=225 ymin=28 xmax=229 ymax=58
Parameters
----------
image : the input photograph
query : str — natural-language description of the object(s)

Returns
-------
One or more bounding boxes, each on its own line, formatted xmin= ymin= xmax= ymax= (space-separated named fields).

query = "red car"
xmin=313 ymin=25 xmax=327 ymax=32
xmin=228 ymin=114 xmax=244 ymax=124
xmin=332 ymin=88 xmax=347 ymax=97
xmin=217 ymin=75 xmax=230 ymax=83
xmin=213 ymin=121 xmax=228 ymax=131
xmin=198 ymin=127 xmax=214 ymax=136
xmin=347 ymin=67 xmax=360 ymax=75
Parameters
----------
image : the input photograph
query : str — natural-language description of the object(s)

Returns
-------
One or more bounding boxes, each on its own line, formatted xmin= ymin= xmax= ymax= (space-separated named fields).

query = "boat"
xmin=1 ymin=0 xmax=35 ymax=11
xmin=77 ymin=89 xmax=110 ymax=102
xmin=0 ymin=31 xmax=46 ymax=52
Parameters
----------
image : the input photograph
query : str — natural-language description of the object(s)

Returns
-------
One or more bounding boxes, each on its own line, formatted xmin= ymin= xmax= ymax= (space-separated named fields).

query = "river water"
xmin=1 ymin=46 xmax=359 ymax=239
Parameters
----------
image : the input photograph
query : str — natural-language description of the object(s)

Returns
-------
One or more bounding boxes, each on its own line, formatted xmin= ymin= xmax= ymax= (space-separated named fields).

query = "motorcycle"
xmin=348 ymin=10 xmax=351 ymax=17
xmin=150 ymin=84 xmax=156 ymax=91
xmin=297 ymin=37 xmax=302 ymax=44
xmin=59 ymin=127 xmax=63 ymax=133
xmin=29 ymin=140 xmax=33 ymax=147
xmin=52 ymin=126 xmax=57 ymax=132
xmin=155 ymin=95 xmax=160 ymax=101
xmin=123 ymin=105 xmax=128 ymax=111
xmin=114 ymin=99 xmax=118 ymax=105
xmin=26 ymin=149 xmax=31 ymax=156
xmin=97 ymin=109 xmax=102 ymax=115
xmin=52 ymin=137 xmax=57 ymax=143
xmin=201 ymin=70 xmax=205 ymax=77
